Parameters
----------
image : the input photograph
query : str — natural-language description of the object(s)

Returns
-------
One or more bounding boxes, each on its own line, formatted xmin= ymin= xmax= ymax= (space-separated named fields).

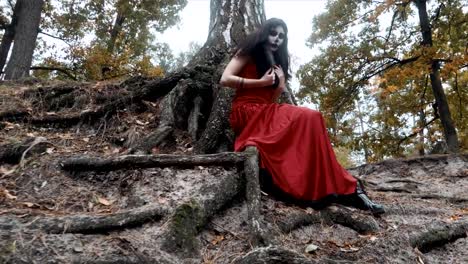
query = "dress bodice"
xmin=231 ymin=62 xmax=277 ymax=106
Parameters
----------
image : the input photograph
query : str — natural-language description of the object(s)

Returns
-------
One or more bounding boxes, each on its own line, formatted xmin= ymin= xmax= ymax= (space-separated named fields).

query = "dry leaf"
xmin=3 ymin=189 xmax=17 ymax=200
xmin=211 ymin=235 xmax=224 ymax=245
xmin=97 ymin=197 xmax=112 ymax=206
xmin=22 ymin=202 xmax=39 ymax=208
xmin=46 ymin=148 xmax=54 ymax=154
xmin=82 ymin=137 xmax=90 ymax=142
xmin=340 ymin=246 xmax=360 ymax=252
xmin=305 ymin=244 xmax=319 ymax=253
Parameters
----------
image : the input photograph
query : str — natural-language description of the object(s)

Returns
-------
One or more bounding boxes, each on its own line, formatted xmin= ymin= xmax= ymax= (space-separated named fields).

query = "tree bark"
xmin=0 ymin=0 xmax=21 ymax=74
xmin=415 ymin=0 xmax=459 ymax=153
xmin=4 ymin=0 xmax=44 ymax=80
xmin=193 ymin=0 xmax=266 ymax=153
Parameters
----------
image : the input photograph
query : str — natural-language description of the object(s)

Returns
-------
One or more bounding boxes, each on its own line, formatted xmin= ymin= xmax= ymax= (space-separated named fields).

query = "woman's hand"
xmin=274 ymin=65 xmax=285 ymax=88
xmin=260 ymin=68 xmax=276 ymax=86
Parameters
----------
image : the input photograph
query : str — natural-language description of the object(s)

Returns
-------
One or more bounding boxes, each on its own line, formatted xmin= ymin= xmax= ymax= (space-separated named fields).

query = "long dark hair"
xmin=236 ymin=18 xmax=290 ymax=81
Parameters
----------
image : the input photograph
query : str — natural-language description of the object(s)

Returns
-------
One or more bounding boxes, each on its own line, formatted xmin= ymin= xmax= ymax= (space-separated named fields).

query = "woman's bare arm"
xmin=220 ymin=55 xmax=276 ymax=89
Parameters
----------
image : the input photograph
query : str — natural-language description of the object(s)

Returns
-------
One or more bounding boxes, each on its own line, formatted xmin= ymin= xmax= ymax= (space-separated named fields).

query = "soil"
xmin=1 ymin=80 xmax=467 ymax=263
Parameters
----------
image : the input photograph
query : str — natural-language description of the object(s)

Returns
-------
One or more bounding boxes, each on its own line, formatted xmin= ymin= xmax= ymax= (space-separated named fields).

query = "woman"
xmin=220 ymin=18 xmax=384 ymax=215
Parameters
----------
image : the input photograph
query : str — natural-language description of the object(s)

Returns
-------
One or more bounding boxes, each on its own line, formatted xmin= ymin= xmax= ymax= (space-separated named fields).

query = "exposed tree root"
xmin=0 ymin=109 xmax=30 ymax=122
xmin=195 ymin=87 xmax=236 ymax=154
xmin=321 ymin=206 xmax=380 ymax=234
xmin=407 ymin=193 xmax=468 ymax=203
xmin=244 ymin=146 xmax=273 ymax=246
xmin=0 ymin=137 xmax=49 ymax=165
xmin=276 ymin=205 xmax=379 ymax=235
xmin=161 ymin=169 xmax=243 ymax=258
xmin=128 ymin=125 xmax=173 ymax=154
xmin=232 ymin=246 xmax=315 ymax=264
xmin=60 ymin=152 xmax=246 ymax=172
xmin=409 ymin=221 xmax=468 ymax=253
xmin=0 ymin=203 xmax=169 ymax=234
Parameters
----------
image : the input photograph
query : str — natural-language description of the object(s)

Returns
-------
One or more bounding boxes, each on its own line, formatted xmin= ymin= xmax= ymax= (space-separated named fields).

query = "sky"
xmin=155 ymin=0 xmax=328 ymax=91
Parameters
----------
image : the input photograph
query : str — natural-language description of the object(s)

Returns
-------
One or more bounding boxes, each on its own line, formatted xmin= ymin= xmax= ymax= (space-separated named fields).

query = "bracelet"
xmin=240 ymin=77 xmax=244 ymax=89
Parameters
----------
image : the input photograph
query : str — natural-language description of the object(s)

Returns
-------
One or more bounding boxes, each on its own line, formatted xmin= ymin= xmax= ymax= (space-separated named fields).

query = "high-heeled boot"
xmin=354 ymin=180 xmax=385 ymax=215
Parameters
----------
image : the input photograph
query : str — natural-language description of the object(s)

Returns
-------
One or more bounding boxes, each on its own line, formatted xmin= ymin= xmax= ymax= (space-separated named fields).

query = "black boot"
xmin=354 ymin=180 xmax=385 ymax=215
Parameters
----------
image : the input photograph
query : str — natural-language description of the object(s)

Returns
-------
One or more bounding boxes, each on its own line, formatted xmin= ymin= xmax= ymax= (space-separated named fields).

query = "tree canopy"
xmin=0 ymin=0 xmax=188 ymax=80
xmin=297 ymin=0 xmax=467 ymax=162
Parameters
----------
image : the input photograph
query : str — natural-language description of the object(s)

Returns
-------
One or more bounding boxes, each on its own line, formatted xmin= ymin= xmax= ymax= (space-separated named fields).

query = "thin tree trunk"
xmin=107 ymin=10 xmax=126 ymax=54
xmin=4 ymin=0 xmax=44 ymax=80
xmin=0 ymin=0 xmax=21 ymax=74
xmin=415 ymin=0 xmax=459 ymax=153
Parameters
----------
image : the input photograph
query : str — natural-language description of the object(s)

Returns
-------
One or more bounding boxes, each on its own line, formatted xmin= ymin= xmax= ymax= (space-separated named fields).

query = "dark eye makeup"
xmin=269 ymin=30 xmax=285 ymax=40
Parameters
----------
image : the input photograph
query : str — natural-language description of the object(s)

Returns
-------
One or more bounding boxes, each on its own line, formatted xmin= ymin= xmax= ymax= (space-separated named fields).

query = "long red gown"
xmin=230 ymin=62 xmax=357 ymax=201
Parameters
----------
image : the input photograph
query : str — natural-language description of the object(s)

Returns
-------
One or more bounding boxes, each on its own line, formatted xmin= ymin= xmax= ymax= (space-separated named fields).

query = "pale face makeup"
xmin=268 ymin=25 xmax=285 ymax=52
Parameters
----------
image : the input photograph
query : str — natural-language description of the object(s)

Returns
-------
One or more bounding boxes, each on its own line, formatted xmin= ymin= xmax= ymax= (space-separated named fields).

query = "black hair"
xmin=236 ymin=18 xmax=290 ymax=81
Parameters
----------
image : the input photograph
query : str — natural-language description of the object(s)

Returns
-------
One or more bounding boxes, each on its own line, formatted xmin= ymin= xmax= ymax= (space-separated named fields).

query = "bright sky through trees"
xmin=156 ymin=0 xmax=328 ymax=91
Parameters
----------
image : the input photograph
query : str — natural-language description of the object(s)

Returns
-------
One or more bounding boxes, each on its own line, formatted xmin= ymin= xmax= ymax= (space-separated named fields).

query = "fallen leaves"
xmin=97 ymin=197 xmax=112 ymax=206
xmin=2 ymin=188 xmax=17 ymax=200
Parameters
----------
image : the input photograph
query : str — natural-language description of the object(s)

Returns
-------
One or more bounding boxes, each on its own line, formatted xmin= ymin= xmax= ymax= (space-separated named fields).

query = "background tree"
xmin=3 ymin=0 xmax=44 ymax=79
xmin=0 ymin=0 xmax=20 ymax=74
xmin=31 ymin=0 xmax=187 ymax=80
xmin=297 ymin=0 xmax=467 ymax=162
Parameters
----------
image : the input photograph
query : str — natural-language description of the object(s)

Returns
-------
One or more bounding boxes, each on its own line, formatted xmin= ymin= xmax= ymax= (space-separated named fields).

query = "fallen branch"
xmin=60 ymin=152 xmax=246 ymax=172
xmin=409 ymin=221 xmax=468 ymax=253
xmin=0 ymin=203 xmax=169 ymax=234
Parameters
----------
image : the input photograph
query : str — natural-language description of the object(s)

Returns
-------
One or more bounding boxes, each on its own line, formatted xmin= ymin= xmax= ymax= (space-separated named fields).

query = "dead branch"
xmin=409 ymin=221 xmax=468 ymax=253
xmin=0 ymin=203 xmax=169 ymax=234
xmin=30 ymin=66 xmax=77 ymax=80
xmin=60 ymin=152 xmax=246 ymax=172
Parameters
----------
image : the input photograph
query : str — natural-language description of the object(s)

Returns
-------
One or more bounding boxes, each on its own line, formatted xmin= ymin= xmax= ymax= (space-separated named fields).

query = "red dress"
xmin=230 ymin=62 xmax=357 ymax=201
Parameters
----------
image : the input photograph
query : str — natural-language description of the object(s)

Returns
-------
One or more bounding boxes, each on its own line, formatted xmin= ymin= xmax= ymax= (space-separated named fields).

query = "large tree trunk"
xmin=4 ymin=0 xmax=44 ymax=80
xmin=415 ymin=0 xmax=459 ymax=153
xmin=0 ymin=0 xmax=21 ymax=74
xmin=132 ymin=0 xmax=267 ymax=154
xmin=193 ymin=0 xmax=266 ymax=153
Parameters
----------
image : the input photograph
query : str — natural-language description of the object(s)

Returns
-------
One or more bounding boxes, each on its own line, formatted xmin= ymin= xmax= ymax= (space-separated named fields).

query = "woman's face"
xmin=267 ymin=25 xmax=285 ymax=52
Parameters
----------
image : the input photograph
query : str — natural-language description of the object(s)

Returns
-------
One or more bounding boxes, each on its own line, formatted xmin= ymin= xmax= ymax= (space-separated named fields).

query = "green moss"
xmin=163 ymin=199 xmax=204 ymax=255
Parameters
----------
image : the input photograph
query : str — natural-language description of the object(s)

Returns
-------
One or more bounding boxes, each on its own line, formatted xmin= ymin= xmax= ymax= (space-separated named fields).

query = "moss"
xmin=162 ymin=199 xmax=204 ymax=256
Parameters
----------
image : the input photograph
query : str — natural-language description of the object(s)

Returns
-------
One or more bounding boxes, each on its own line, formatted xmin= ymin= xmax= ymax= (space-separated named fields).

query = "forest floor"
xmin=0 ymin=80 xmax=467 ymax=263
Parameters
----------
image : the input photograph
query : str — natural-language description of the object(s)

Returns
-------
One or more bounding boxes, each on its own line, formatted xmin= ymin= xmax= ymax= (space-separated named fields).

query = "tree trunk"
xmin=415 ymin=0 xmax=459 ymax=153
xmin=0 ymin=0 xmax=21 ymax=74
xmin=193 ymin=0 xmax=266 ymax=153
xmin=133 ymin=0 xmax=266 ymax=154
xmin=4 ymin=0 xmax=44 ymax=80
xmin=107 ymin=8 xmax=126 ymax=55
